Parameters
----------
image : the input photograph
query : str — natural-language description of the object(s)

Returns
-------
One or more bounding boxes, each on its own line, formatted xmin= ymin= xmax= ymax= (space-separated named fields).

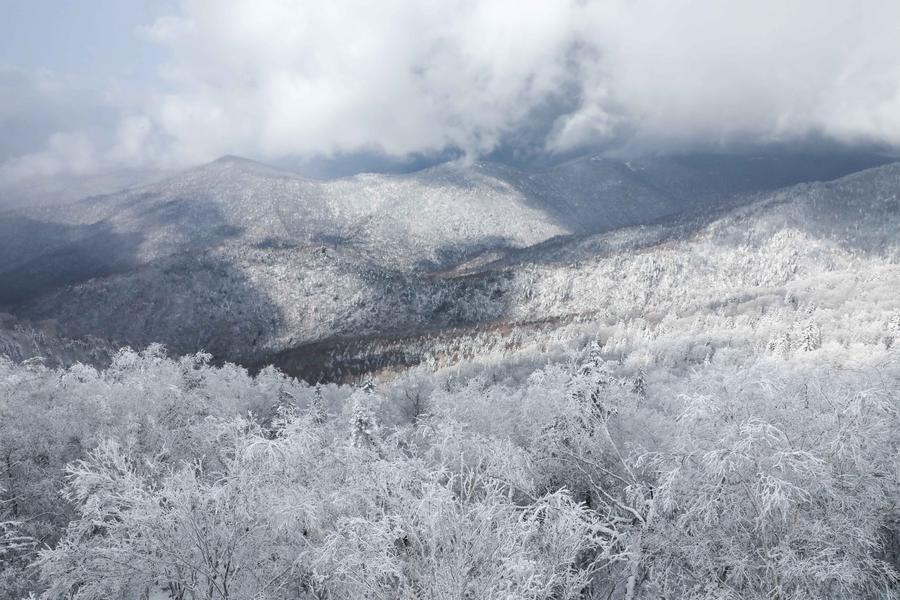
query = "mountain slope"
xmin=0 ymin=152 xmax=898 ymax=360
xmin=257 ymin=160 xmax=900 ymax=378
xmin=2 ymin=151 xmax=889 ymax=308
xmin=10 ymin=160 xmax=899 ymax=373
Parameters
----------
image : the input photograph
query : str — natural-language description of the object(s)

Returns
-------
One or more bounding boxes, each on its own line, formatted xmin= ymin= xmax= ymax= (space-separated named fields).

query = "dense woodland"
xmin=2 ymin=322 xmax=898 ymax=598
xmin=1 ymin=160 xmax=899 ymax=599
xmin=7 ymin=0 xmax=900 ymax=594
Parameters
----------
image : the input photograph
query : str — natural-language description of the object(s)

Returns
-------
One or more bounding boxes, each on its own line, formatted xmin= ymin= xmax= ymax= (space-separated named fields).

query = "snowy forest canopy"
xmin=1 ymin=149 xmax=900 ymax=600
xmin=2 ymin=286 xmax=899 ymax=599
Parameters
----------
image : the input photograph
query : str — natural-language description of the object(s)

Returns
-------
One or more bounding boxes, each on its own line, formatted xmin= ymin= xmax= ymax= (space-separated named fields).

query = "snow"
xmin=2 ymin=155 xmax=899 ymax=599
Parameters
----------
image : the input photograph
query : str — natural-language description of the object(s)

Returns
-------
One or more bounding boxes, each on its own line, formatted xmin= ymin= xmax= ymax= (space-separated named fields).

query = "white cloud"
xmin=0 ymin=69 xmax=165 ymax=207
xmin=4 ymin=0 xmax=900 ymax=189
xmin=137 ymin=0 xmax=581 ymax=163
xmin=137 ymin=0 xmax=900 ymax=161
xmin=0 ymin=131 xmax=98 ymax=183
xmin=555 ymin=0 xmax=900 ymax=152
xmin=109 ymin=115 xmax=154 ymax=164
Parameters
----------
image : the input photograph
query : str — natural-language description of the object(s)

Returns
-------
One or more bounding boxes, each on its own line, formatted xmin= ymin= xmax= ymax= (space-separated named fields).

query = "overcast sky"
xmin=2 ymin=0 xmax=900 ymax=191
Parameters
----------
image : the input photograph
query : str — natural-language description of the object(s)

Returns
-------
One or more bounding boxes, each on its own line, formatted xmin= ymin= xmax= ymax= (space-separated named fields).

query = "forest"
xmin=6 ymin=0 xmax=900 ymax=597
xmin=2 ymin=158 xmax=900 ymax=598
xmin=2 ymin=291 xmax=898 ymax=599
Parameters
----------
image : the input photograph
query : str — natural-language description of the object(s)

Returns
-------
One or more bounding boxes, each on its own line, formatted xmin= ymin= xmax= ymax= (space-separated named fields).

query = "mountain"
xmin=257 ymin=161 xmax=900 ymax=380
xmin=3 ymin=155 xmax=899 ymax=600
xmin=0 ymin=152 xmax=894 ymax=368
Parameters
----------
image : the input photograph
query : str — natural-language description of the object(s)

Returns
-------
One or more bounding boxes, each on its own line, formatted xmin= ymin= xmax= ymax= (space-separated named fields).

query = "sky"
xmin=2 ymin=0 xmax=900 ymax=198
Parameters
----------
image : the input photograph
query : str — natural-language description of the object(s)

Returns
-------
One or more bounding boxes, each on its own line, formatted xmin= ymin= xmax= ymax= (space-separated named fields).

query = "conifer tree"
xmin=799 ymin=321 xmax=821 ymax=351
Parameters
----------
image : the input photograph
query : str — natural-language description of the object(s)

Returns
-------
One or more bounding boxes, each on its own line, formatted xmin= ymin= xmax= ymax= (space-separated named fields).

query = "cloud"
xmin=0 ymin=131 xmax=99 ymax=183
xmin=0 ymin=68 xmax=105 ymax=163
xmin=137 ymin=0 xmax=582 ymax=163
xmin=0 ymin=68 xmax=165 ymax=207
xmin=4 ymin=0 xmax=900 ymax=189
xmin=554 ymin=0 xmax=900 ymax=153
xmin=0 ymin=67 xmax=156 ymax=179
xmin=138 ymin=0 xmax=900 ymax=161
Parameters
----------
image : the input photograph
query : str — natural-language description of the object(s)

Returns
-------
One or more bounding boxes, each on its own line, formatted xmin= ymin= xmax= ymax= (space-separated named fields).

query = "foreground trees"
xmin=0 ymin=345 xmax=893 ymax=599
xmin=40 ymin=417 xmax=602 ymax=599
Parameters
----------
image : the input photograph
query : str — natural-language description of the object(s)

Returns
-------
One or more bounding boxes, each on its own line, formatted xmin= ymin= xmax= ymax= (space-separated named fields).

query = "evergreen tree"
xmin=799 ymin=321 xmax=821 ymax=351
xmin=349 ymin=383 xmax=379 ymax=449
xmin=310 ymin=383 xmax=327 ymax=425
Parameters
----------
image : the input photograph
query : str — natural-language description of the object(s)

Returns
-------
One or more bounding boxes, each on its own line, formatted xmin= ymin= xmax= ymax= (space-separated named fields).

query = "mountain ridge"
xmin=4 ymin=156 xmax=897 ymax=375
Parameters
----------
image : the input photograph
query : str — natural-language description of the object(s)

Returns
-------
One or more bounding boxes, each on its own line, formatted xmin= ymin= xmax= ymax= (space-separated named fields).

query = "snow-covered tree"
xmin=799 ymin=320 xmax=822 ymax=351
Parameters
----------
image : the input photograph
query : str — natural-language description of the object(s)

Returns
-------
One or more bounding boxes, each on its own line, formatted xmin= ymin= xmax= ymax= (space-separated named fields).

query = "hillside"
xmin=2 ymin=155 xmax=899 ymax=600
xmin=1 ymin=152 xmax=886 ymax=308
xmin=7 ymin=159 xmax=898 ymax=373
xmin=253 ymin=161 xmax=900 ymax=379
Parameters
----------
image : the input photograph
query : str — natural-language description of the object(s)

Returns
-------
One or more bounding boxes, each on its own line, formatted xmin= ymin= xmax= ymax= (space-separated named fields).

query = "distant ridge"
xmin=0 ymin=151 xmax=896 ymax=367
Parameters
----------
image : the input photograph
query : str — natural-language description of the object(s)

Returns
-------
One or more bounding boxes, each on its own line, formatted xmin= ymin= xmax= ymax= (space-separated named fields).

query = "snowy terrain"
xmin=0 ymin=152 xmax=891 ymax=362
xmin=1 ymin=154 xmax=898 ymax=599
